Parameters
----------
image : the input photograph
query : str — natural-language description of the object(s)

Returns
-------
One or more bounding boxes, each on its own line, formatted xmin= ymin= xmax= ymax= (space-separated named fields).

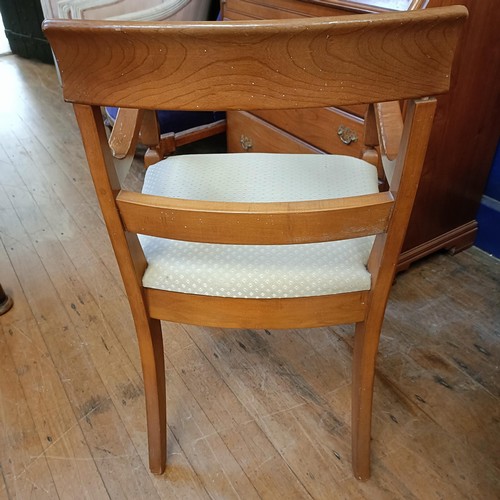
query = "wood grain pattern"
xmin=117 ymin=190 xmax=394 ymax=244
xmin=108 ymin=107 xmax=143 ymax=159
xmin=146 ymin=289 xmax=368 ymax=328
xmin=43 ymin=7 xmax=467 ymax=110
xmin=375 ymin=101 xmax=403 ymax=161
xmin=74 ymin=103 xmax=169 ymax=475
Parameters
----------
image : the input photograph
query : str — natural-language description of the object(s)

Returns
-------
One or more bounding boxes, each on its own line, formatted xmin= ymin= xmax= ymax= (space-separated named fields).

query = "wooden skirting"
xmin=398 ymin=221 xmax=477 ymax=271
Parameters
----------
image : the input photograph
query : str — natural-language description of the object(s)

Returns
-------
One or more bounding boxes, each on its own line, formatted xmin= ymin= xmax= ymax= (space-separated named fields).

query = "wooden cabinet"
xmin=223 ymin=0 xmax=500 ymax=270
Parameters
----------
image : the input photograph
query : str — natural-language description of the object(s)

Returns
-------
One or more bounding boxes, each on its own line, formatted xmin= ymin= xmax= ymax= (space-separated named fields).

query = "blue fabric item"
xmin=475 ymin=197 xmax=500 ymax=258
xmin=483 ymin=142 xmax=500 ymax=200
xmin=475 ymin=141 xmax=500 ymax=258
xmin=106 ymin=107 xmax=224 ymax=134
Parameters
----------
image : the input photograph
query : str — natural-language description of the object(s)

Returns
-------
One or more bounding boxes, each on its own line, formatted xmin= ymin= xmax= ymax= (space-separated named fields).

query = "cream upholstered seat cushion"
xmin=139 ymin=153 xmax=379 ymax=298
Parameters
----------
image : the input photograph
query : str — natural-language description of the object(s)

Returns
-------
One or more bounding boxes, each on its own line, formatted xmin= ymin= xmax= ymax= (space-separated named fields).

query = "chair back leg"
xmin=351 ymin=317 xmax=384 ymax=480
xmin=135 ymin=317 xmax=167 ymax=473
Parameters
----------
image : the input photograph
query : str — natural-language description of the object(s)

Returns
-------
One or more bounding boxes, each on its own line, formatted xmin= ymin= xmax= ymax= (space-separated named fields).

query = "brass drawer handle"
xmin=337 ymin=125 xmax=358 ymax=145
xmin=240 ymin=135 xmax=253 ymax=151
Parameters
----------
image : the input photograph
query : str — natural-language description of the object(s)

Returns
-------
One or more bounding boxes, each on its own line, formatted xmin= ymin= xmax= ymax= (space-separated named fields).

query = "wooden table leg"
xmin=0 ymin=284 xmax=13 ymax=315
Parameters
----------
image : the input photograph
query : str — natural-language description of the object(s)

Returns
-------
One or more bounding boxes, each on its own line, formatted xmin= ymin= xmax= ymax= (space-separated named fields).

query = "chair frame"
xmin=43 ymin=7 xmax=466 ymax=480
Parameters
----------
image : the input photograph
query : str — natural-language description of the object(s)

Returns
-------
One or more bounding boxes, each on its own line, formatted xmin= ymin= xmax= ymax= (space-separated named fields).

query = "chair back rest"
xmin=42 ymin=9 xmax=466 ymax=269
xmin=43 ymin=8 xmax=466 ymax=111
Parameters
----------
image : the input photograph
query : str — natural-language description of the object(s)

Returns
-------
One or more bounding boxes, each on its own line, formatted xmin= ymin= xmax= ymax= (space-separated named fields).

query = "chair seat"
xmin=139 ymin=153 xmax=379 ymax=298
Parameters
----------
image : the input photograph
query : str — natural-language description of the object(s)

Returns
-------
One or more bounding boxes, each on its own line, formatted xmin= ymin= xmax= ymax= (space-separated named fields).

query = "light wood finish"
xmin=108 ymin=107 xmax=143 ymax=159
xmin=1 ymin=54 xmax=499 ymax=498
xmin=73 ymin=102 xmax=168 ymax=474
xmin=146 ymin=289 xmax=369 ymax=328
xmin=41 ymin=8 xmax=466 ymax=481
xmin=375 ymin=101 xmax=403 ymax=162
xmin=43 ymin=9 xmax=465 ymax=110
xmin=107 ymin=107 xmax=146 ymax=183
xmin=116 ymin=191 xmax=394 ymax=244
xmin=352 ymin=97 xmax=438 ymax=478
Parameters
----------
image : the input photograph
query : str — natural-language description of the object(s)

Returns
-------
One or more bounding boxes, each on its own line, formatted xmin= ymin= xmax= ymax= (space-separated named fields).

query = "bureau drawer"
xmin=227 ymin=112 xmax=324 ymax=154
xmin=252 ymin=108 xmax=365 ymax=156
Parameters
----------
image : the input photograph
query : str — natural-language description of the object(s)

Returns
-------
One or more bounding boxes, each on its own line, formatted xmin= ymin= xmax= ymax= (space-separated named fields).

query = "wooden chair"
xmin=107 ymin=106 xmax=226 ymax=168
xmin=43 ymin=7 xmax=466 ymax=480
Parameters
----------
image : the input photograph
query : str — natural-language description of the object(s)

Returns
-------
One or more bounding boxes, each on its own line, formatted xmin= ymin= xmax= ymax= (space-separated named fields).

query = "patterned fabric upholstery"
xmin=139 ymin=153 xmax=379 ymax=298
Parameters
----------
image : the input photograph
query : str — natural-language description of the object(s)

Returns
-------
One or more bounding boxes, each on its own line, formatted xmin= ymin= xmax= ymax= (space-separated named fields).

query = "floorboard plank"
xmin=0 ymin=321 xmax=59 ymax=500
xmin=163 ymin=322 xmax=313 ymax=499
xmin=0 ymin=187 xmax=158 ymax=499
xmin=1 ymin=54 xmax=499 ymax=499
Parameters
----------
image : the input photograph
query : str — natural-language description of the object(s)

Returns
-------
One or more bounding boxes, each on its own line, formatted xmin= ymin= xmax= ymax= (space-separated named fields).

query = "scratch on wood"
xmin=260 ymin=401 xmax=307 ymax=419
xmin=473 ymin=343 xmax=491 ymax=357
xmin=25 ymin=477 xmax=50 ymax=495
xmin=101 ymin=337 xmax=110 ymax=352
xmin=415 ymin=394 xmax=427 ymax=404
xmin=191 ymin=430 xmax=220 ymax=446
xmin=433 ymin=375 xmax=452 ymax=389
xmin=255 ymin=455 xmax=274 ymax=471
xmin=70 ymin=302 xmax=81 ymax=316
xmin=453 ymin=358 xmax=468 ymax=370
xmin=79 ymin=395 xmax=111 ymax=419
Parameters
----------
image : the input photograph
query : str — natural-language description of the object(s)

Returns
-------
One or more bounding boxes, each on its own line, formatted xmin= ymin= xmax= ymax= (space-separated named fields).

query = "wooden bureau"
xmin=222 ymin=0 xmax=500 ymax=270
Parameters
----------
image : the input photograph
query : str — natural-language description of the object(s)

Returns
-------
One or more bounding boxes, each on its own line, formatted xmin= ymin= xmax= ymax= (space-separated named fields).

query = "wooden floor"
xmin=0 ymin=54 xmax=499 ymax=500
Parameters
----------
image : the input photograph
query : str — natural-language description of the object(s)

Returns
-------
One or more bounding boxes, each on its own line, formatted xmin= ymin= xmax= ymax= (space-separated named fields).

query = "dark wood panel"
xmin=403 ymin=0 xmax=500 ymax=252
